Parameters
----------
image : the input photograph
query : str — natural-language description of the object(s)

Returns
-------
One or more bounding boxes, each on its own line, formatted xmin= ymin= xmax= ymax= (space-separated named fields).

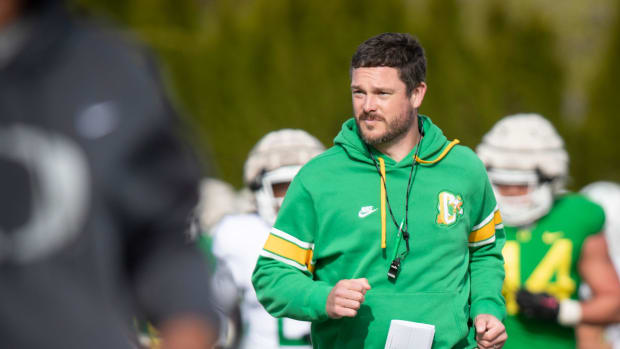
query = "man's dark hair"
xmin=351 ymin=32 xmax=426 ymax=96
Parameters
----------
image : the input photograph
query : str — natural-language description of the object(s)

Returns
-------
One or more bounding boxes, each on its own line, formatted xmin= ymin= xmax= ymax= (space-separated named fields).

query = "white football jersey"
xmin=211 ymin=213 xmax=312 ymax=349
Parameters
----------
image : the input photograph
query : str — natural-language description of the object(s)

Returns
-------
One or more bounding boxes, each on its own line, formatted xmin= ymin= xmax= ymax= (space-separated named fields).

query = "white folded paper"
xmin=384 ymin=319 xmax=435 ymax=349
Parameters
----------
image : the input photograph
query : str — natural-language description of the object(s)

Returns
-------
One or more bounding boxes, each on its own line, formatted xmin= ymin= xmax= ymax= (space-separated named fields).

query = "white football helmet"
xmin=581 ymin=181 xmax=620 ymax=270
xmin=244 ymin=129 xmax=324 ymax=225
xmin=477 ymin=113 xmax=569 ymax=226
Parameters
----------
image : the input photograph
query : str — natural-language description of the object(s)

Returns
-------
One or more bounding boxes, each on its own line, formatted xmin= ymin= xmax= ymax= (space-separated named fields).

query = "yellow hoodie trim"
xmin=379 ymin=157 xmax=387 ymax=249
xmin=377 ymin=139 xmax=459 ymax=250
xmin=415 ymin=139 xmax=460 ymax=165
xmin=263 ymin=234 xmax=315 ymax=271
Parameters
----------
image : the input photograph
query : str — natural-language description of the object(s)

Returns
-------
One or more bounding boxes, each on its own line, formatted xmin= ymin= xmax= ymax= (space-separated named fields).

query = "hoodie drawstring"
xmin=377 ymin=139 xmax=459 ymax=250
xmin=378 ymin=157 xmax=387 ymax=249
xmin=415 ymin=139 xmax=460 ymax=164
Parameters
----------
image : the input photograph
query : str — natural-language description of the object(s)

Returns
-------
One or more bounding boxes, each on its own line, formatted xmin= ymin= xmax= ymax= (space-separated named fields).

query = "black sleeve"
xmin=106 ymin=52 xmax=219 ymax=327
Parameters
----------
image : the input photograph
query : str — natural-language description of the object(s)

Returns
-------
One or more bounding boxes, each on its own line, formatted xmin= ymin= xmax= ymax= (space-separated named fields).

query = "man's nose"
xmin=363 ymin=95 xmax=377 ymax=113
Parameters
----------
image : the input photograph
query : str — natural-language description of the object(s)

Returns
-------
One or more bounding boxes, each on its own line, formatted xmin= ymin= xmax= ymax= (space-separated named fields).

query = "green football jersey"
xmin=502 ymin=194 xmax=604 ymax=349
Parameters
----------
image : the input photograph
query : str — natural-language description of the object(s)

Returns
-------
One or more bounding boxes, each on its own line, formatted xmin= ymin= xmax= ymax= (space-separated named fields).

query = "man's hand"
xmin=475 ymin=314 xmax=507 ymax=349
xmin=325 ymin=278 xmax=371 ymax=319
xmin=516 ymin=288 xmax=560 ymax=322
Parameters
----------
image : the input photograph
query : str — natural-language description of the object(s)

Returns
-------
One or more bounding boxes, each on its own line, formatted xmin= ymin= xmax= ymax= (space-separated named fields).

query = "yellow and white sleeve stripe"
xmin=260 ymin=228 xmax=315 ymax=273
xmin=468 ymin=205 xmax=503 ymax=247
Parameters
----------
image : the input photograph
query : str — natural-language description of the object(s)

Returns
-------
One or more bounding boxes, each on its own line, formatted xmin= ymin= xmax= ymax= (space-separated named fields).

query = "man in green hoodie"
xmin=252 ymin=32 xmax=507 ymax=349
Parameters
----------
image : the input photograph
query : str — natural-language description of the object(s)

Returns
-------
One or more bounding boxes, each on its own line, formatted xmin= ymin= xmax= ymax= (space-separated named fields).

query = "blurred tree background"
xmin=72 ymin=0 xmax=619 ymax=189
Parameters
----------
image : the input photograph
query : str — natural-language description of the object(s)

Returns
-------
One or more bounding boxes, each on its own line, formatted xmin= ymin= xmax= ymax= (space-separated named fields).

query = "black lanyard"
xmin=366 ymin=124 xmax=424 ymax=280
xmin=367 ymin=141 xmax=421 ymax=251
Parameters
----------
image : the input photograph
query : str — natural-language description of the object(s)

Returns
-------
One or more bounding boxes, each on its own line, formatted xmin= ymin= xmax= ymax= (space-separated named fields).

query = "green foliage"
xmin=72 ymin=0 xmax=618 ymax=189
xmin=582 ymin=3 xmax=620 ymax=185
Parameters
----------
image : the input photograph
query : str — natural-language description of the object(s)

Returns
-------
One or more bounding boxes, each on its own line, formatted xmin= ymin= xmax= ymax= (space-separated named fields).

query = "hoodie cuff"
xmin=470 ymin=299 xmax=506 ymax=322
xmin=308 ymin=282 xmax=332 ymax=322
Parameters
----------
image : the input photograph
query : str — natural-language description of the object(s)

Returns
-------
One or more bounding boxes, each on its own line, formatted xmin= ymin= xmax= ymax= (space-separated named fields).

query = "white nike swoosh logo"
xmin=358 ymin=208 xmax=378 ymax=218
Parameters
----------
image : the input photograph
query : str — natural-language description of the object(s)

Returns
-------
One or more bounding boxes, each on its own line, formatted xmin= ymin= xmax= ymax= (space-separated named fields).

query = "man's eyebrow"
xmin=351 ymin=85 xmax=396 ymax=93
xmin=373 ymin=86 xmax=395 ymax=92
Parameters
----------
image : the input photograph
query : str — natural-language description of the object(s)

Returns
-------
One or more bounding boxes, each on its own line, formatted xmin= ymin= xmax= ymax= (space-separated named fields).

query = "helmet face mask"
xmin=243 ymin=129 xmax=325 ymax=225
xmin=255 ymin=165 xmax=301 ymax=225
xmin=488 ymin=168 xmax=553 ymax=226
xmin=477 ymin=113 xmax=569 ymax=227
xmin=487 ymin=168 xmax=539 ymax=188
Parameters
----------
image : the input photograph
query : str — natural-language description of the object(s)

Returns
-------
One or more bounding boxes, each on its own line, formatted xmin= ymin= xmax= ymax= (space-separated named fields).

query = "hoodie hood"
xmin=334 ymin=115 xmax=458 ymax=167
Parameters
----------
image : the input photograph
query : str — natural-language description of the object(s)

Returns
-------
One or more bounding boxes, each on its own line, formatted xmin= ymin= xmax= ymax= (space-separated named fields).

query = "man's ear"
xmin=409 ymin=82 xmax=427 ymax=109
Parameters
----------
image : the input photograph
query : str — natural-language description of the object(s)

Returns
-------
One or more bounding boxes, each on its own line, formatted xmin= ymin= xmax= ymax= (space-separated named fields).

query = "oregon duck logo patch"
xmin=437 ymin=191 xmax=464 ymax=226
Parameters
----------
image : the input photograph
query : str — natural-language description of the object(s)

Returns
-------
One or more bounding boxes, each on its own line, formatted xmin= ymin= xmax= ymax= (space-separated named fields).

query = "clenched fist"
xmin=326 ymin=278 xmax=371 ymax=319
xmin=475 ymin=314 xmax=507 ymax=349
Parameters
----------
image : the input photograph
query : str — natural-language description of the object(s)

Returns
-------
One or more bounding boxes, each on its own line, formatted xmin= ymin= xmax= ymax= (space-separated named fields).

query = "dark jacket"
xmin=0 ymin=3 xmax=217 ymax=348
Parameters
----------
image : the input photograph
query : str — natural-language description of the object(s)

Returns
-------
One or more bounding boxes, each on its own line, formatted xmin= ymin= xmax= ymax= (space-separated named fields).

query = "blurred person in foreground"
xmin=581 ymin=181 xmax=620 ymax=349
xmin=252 ymin=33 xmax=507 ymax=349
xmin=209 ymin=129 xmax=324 ymax=349
xmin=476 ymin=114 xmax=620 ymax=349
xmin=0 ymin=1 xmax=218 ymax=348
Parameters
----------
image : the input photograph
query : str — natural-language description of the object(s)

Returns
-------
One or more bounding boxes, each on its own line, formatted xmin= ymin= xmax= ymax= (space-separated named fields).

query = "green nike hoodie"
xmin=252 ymin=115 xmax=506 ymax=349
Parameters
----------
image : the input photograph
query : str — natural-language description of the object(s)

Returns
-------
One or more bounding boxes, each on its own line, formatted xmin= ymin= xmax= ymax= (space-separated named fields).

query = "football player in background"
xmin=580 ymin=181 xmax=620 ymax=349
xmin=476 ymin=113 xmax=620 ymax=349
xmin=210 ymin=129 xmax=325 ymax=349
xmin=193 ymin=178 xmax=245 ymax=349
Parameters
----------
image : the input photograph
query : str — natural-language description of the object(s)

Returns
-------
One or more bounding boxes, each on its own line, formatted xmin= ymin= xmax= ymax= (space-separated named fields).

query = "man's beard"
xmin=356 ymin=107 xmax=416 ymax=146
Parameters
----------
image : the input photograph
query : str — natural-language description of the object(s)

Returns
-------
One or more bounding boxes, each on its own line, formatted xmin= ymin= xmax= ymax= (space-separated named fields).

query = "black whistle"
xmin=387 ymin=258 xmax=401 ymax=280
